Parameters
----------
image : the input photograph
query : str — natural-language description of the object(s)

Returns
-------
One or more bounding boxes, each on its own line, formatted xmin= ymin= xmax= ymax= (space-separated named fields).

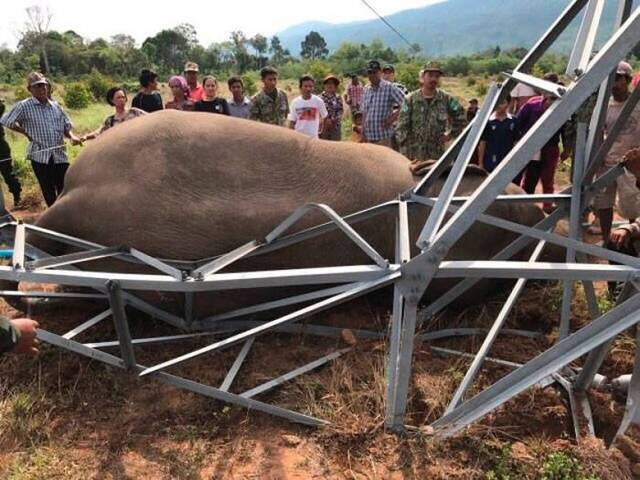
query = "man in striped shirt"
xmin=345 ymin=74 xmax=364 ymax=114
xmin=1 ymin=72 xmax=82 ymax=207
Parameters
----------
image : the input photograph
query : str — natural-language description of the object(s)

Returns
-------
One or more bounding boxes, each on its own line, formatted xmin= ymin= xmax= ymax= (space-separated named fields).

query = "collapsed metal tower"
xmin=2 ymin=0 xmax=640 ymax=441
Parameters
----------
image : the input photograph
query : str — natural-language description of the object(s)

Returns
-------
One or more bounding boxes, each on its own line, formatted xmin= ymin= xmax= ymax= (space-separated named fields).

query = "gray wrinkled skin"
xmin=30 ymin=111 xmax=545 ymax=315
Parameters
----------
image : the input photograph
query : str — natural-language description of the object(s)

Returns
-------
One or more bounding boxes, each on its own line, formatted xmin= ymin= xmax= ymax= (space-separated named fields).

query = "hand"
xmin=11 ymin=318 xmax=40 ymax=355
xmin=623 ymin=147 xmax=640 ymax=177
xmin=610 ymin=228 xmax=631 ymax=249
xmin=70 ymin=136 xmax=83 ymax=146
xmin=383 ymin=113 xmax=398 ymax=129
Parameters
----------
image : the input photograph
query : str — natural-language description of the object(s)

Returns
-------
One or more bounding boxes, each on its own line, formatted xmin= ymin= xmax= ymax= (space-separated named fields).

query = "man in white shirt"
xmin=288 ymin=75 xmax=328 ymax=138
xmin=594 ymin=61 xmax=640 ymax=241
xmin=509 ymin=82 xmax=536 ymax=113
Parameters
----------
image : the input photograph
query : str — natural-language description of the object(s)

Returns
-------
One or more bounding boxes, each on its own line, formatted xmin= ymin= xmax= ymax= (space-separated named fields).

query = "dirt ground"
xmin=1 ymin=187 xmax=640 ymax=479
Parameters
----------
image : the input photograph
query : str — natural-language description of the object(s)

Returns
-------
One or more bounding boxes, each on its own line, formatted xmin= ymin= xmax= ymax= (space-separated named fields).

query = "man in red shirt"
xmin=184 ymin=62 xmax=203 ymax=102
xmin=345 ymin=74 xmax=364 ymax=115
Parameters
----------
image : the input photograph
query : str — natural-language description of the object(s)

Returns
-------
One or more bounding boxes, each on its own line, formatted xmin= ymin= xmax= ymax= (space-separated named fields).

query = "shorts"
xmin=593 ymin=169 xmax=640 ymax=219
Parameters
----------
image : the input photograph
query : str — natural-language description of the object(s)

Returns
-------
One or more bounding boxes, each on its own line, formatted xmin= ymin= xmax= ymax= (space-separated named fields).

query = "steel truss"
xmin=1 ymin=0 xmax=640 ymax=441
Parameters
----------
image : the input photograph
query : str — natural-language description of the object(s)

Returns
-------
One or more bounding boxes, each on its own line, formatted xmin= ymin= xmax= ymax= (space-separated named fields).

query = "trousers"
xmin=31 ymin=157 xmax=68 ymax=207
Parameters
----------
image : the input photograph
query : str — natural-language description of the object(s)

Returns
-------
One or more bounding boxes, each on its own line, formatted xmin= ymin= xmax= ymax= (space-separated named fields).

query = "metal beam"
xmin=505 ymin=72 xmax=567 ymax=98
xmin=139 ymin=272 xmax=400 ymax=377
xmin=566 ymin=0 xmax=605 ymax=77
xmin=193 ymin=240 xmax=261 ymax=279
xmin=107 ymin=281 xmax=136 ymax=370
xmin=37 ymin=329 xmax=326 ymax=426
xmin=241 ymin=348 xmax=350 ymax=399
xmin=445 ymin=240 xmax=547 ymax=412
xmin=432 ymin=290 xmax=640 ymax=436
xmin=265 ymin=203 xmax=389 ymax=269
xmin=62 ymin=309 xmax=112 ymax=339
xmin=220 ymin=337 xmax=254 ymax=392
xmin=560 ymin=123 xmax=587 ymax=340
xmin=27 ymin=246 xmax=123 ymax=271
xmin=417 ymin=83 xmax=501 ymax=249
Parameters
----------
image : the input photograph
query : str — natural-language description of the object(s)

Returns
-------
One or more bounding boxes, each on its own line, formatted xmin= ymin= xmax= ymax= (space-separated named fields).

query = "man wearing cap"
xmin=396 ymin=62 xmax=466 ymax=166
xmin=250 ymin=66 xmax=289 ymax=126
xmin=320 ymin=75 xmax=344 ymax=141
xmin=362 ymin=60 xmax=406 ymax=146
xmin=594 ymin=61 xmax=640 ymax=242
xmin=382 ymin=64 xmax=408 ymax=95
xmin=184 ymin=62 xmax=204 ymax=102
xmin=1 ymin=72 xmax=82 ymax=207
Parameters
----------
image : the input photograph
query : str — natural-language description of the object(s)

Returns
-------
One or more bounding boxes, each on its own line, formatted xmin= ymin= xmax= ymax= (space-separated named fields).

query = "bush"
xmin=475 ymin=82 xmax=488 ymax=97
xmin=63 ymin=82 xmax=92 ymax=109
xmin=241 ymin=72 xmax=259 ymax=96
xmin=13 ymin=86 xmax=30 ymax=102
xmin=467 ymin=76 xmax=477 ymax=86
xmin=396 ymin=62 xmax=421 ymax=92
xmin=540 ymin=452 xmax=598 ymax=480
xmin=85 ymin=68 xmax=112 ymax=102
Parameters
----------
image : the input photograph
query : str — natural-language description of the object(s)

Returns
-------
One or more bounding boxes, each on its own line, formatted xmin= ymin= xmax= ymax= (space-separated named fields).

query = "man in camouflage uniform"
xmin=249 ymin=66 xmax=289 ymax=126
xmin=1 ymin=317 xmax=39 ymax=355
xmin=396 ymin=62 xmax=466 ymax=170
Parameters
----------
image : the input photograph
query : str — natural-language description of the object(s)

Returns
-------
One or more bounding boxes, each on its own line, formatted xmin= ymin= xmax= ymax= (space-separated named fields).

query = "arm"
xmin=447 ymin=95 xmax=466 ymax=138
xmin=319 ymin=100 xmax=329 ymax=134
xmin=395 ymin=96 xmax=412 ymax=156
xmin=82 ymin=117 xmax=110 ymax=142
xmin=287 ymin=102 xmax=297 ymax=130
xmin=384 ymin=86 xmax=405 ymax=127
xmin=0 ymin=317 xmax=39 ymax=355
xmin=282 ymin=92 xmax=290 ymax=118
xmin=1 ymin=103 xmax=31 ymax=141
xmin=60 ymin=108 xmax=82 ymax=145
xmin=249 ymin=96 xmax=260 ymax=121
xmin=221 ymin=99 xmax=230 ymax=116
xmin=64 ymin=130 xmax=83 ymax=146
xmin=0 ymin=317 xmax=20 ymax=355
xmin=477 ymin=140 xmax=486 ymax=167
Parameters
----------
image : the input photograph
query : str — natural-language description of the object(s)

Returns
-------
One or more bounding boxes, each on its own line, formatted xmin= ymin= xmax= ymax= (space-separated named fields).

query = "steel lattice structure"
xmin=2 ymin=0 xmax=640 ymax=441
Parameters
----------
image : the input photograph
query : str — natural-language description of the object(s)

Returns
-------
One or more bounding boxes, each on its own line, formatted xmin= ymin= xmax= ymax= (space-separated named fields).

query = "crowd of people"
xmin=0 ymin=57 xmax=639 ymax=355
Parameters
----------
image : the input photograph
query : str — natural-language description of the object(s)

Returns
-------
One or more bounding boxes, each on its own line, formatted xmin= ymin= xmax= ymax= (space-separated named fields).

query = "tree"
xmin=269 ymin=36 xmax=285 ymax=64
xmin=229 ymin=31 xmax=252 ymax=73
xmin=142 ymin=28 xmax=191 ymax=74
xmin=110 ymin=34 xmax=136 ymax=51
xmin=250 ymin=34 xmax=268 ymax=68
xmin=174 ymin=23 xmax=199 ymax=49
xmin=300 ymin=31 xmax=328 ymax=60
xmin=23 ymin=5 xmax=53 ymax=73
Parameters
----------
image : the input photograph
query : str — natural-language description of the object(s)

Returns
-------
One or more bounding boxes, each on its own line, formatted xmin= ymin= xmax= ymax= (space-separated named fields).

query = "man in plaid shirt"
xmin=1 ymin=72 xmax=82 ymax=207
xmin=362 ymin=61 xmax=406 ymax=147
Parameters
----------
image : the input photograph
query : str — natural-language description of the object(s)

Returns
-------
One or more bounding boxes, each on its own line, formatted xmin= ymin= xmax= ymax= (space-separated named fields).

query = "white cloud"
xmin=0 ymin=0 xmax=442 ymax=49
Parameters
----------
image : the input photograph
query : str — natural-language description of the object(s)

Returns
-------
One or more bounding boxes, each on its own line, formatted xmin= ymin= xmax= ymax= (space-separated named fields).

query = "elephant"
xmin=23 ymin=110 xmax=545 ymax=318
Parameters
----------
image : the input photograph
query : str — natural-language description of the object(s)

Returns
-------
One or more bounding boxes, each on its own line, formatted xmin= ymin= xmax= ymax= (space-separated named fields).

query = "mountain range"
xmin=276 ymin=0 xmax=636 ymax=57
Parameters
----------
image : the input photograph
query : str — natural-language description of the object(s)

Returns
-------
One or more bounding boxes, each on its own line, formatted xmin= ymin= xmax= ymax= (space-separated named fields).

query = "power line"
xmin=358 ymin=0 xmax=416 ymax=50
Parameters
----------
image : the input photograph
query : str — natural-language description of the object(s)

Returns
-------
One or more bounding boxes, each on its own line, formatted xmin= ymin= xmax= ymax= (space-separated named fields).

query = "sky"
xmin=1 ymin=0 xmax=443 ymax=50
